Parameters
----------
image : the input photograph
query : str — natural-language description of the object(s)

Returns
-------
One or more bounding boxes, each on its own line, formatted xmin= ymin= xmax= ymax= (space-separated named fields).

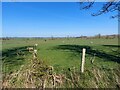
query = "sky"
xmin=2 ymin=2 xmax=118 ymax=37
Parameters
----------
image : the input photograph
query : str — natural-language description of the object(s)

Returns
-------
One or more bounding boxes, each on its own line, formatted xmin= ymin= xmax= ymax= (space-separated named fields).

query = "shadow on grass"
xmin=102 ymin=45 xmax=120 ymax=48
xmin=103 ymin=45 xmax=120 ymax=54
xmin=54 ymin=45 xmax=120 ymax=63
xmin=2 ymin=46 xmax=29 ymax=57
xmin=2 ymin=46 xmax=32 ymax=73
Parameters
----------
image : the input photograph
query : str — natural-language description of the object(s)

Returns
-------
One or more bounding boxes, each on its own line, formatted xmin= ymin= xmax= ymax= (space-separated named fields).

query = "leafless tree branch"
xmin=79 ymin=0 xmax=120 ymax=18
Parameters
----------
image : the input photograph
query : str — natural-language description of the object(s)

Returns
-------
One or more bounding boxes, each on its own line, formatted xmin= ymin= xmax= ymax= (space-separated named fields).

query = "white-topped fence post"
xmin=81 ymin=48 xmax=86 ymax=73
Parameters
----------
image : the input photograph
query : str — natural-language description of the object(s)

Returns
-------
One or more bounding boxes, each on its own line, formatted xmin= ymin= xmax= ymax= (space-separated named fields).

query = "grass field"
xmin=2 ymin=37 xmax=120 ymax=88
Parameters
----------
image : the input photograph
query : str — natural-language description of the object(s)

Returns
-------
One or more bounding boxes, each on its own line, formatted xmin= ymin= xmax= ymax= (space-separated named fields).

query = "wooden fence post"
xmin=33 ymin=49 xmax=37 ymax=59
xmin=81 ymin=48 xmax=86 ymax=73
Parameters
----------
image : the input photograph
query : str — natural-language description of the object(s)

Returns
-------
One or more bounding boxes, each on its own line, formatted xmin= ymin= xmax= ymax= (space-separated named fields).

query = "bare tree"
xmin=79 ymin=0 xmax=120 ymax=19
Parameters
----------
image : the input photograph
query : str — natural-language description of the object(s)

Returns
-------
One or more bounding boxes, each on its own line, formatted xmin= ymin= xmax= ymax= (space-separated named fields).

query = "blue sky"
xmin=2 ymin=2 xmax=118 ymax=37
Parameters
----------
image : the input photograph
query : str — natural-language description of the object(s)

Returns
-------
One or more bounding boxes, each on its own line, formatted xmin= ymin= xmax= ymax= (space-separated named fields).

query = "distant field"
xmin=2 ymin=38 xmax=119 ymax=74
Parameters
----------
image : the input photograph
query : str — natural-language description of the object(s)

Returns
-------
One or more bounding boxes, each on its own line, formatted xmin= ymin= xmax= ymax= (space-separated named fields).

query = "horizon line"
xmin=1 ymin=34 xmax=119 ymax=38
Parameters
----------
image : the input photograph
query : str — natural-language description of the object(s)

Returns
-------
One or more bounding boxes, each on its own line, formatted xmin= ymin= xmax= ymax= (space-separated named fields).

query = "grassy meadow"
xmin=2 ymin=37 xmax=120 ymax=88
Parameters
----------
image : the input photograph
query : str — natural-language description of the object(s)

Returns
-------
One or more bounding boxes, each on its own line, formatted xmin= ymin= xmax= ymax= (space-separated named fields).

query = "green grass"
xmin=2 ymin=38 xmax=120 ymax=88
xmin=2 ymin=38 xmax=120 ymax=74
